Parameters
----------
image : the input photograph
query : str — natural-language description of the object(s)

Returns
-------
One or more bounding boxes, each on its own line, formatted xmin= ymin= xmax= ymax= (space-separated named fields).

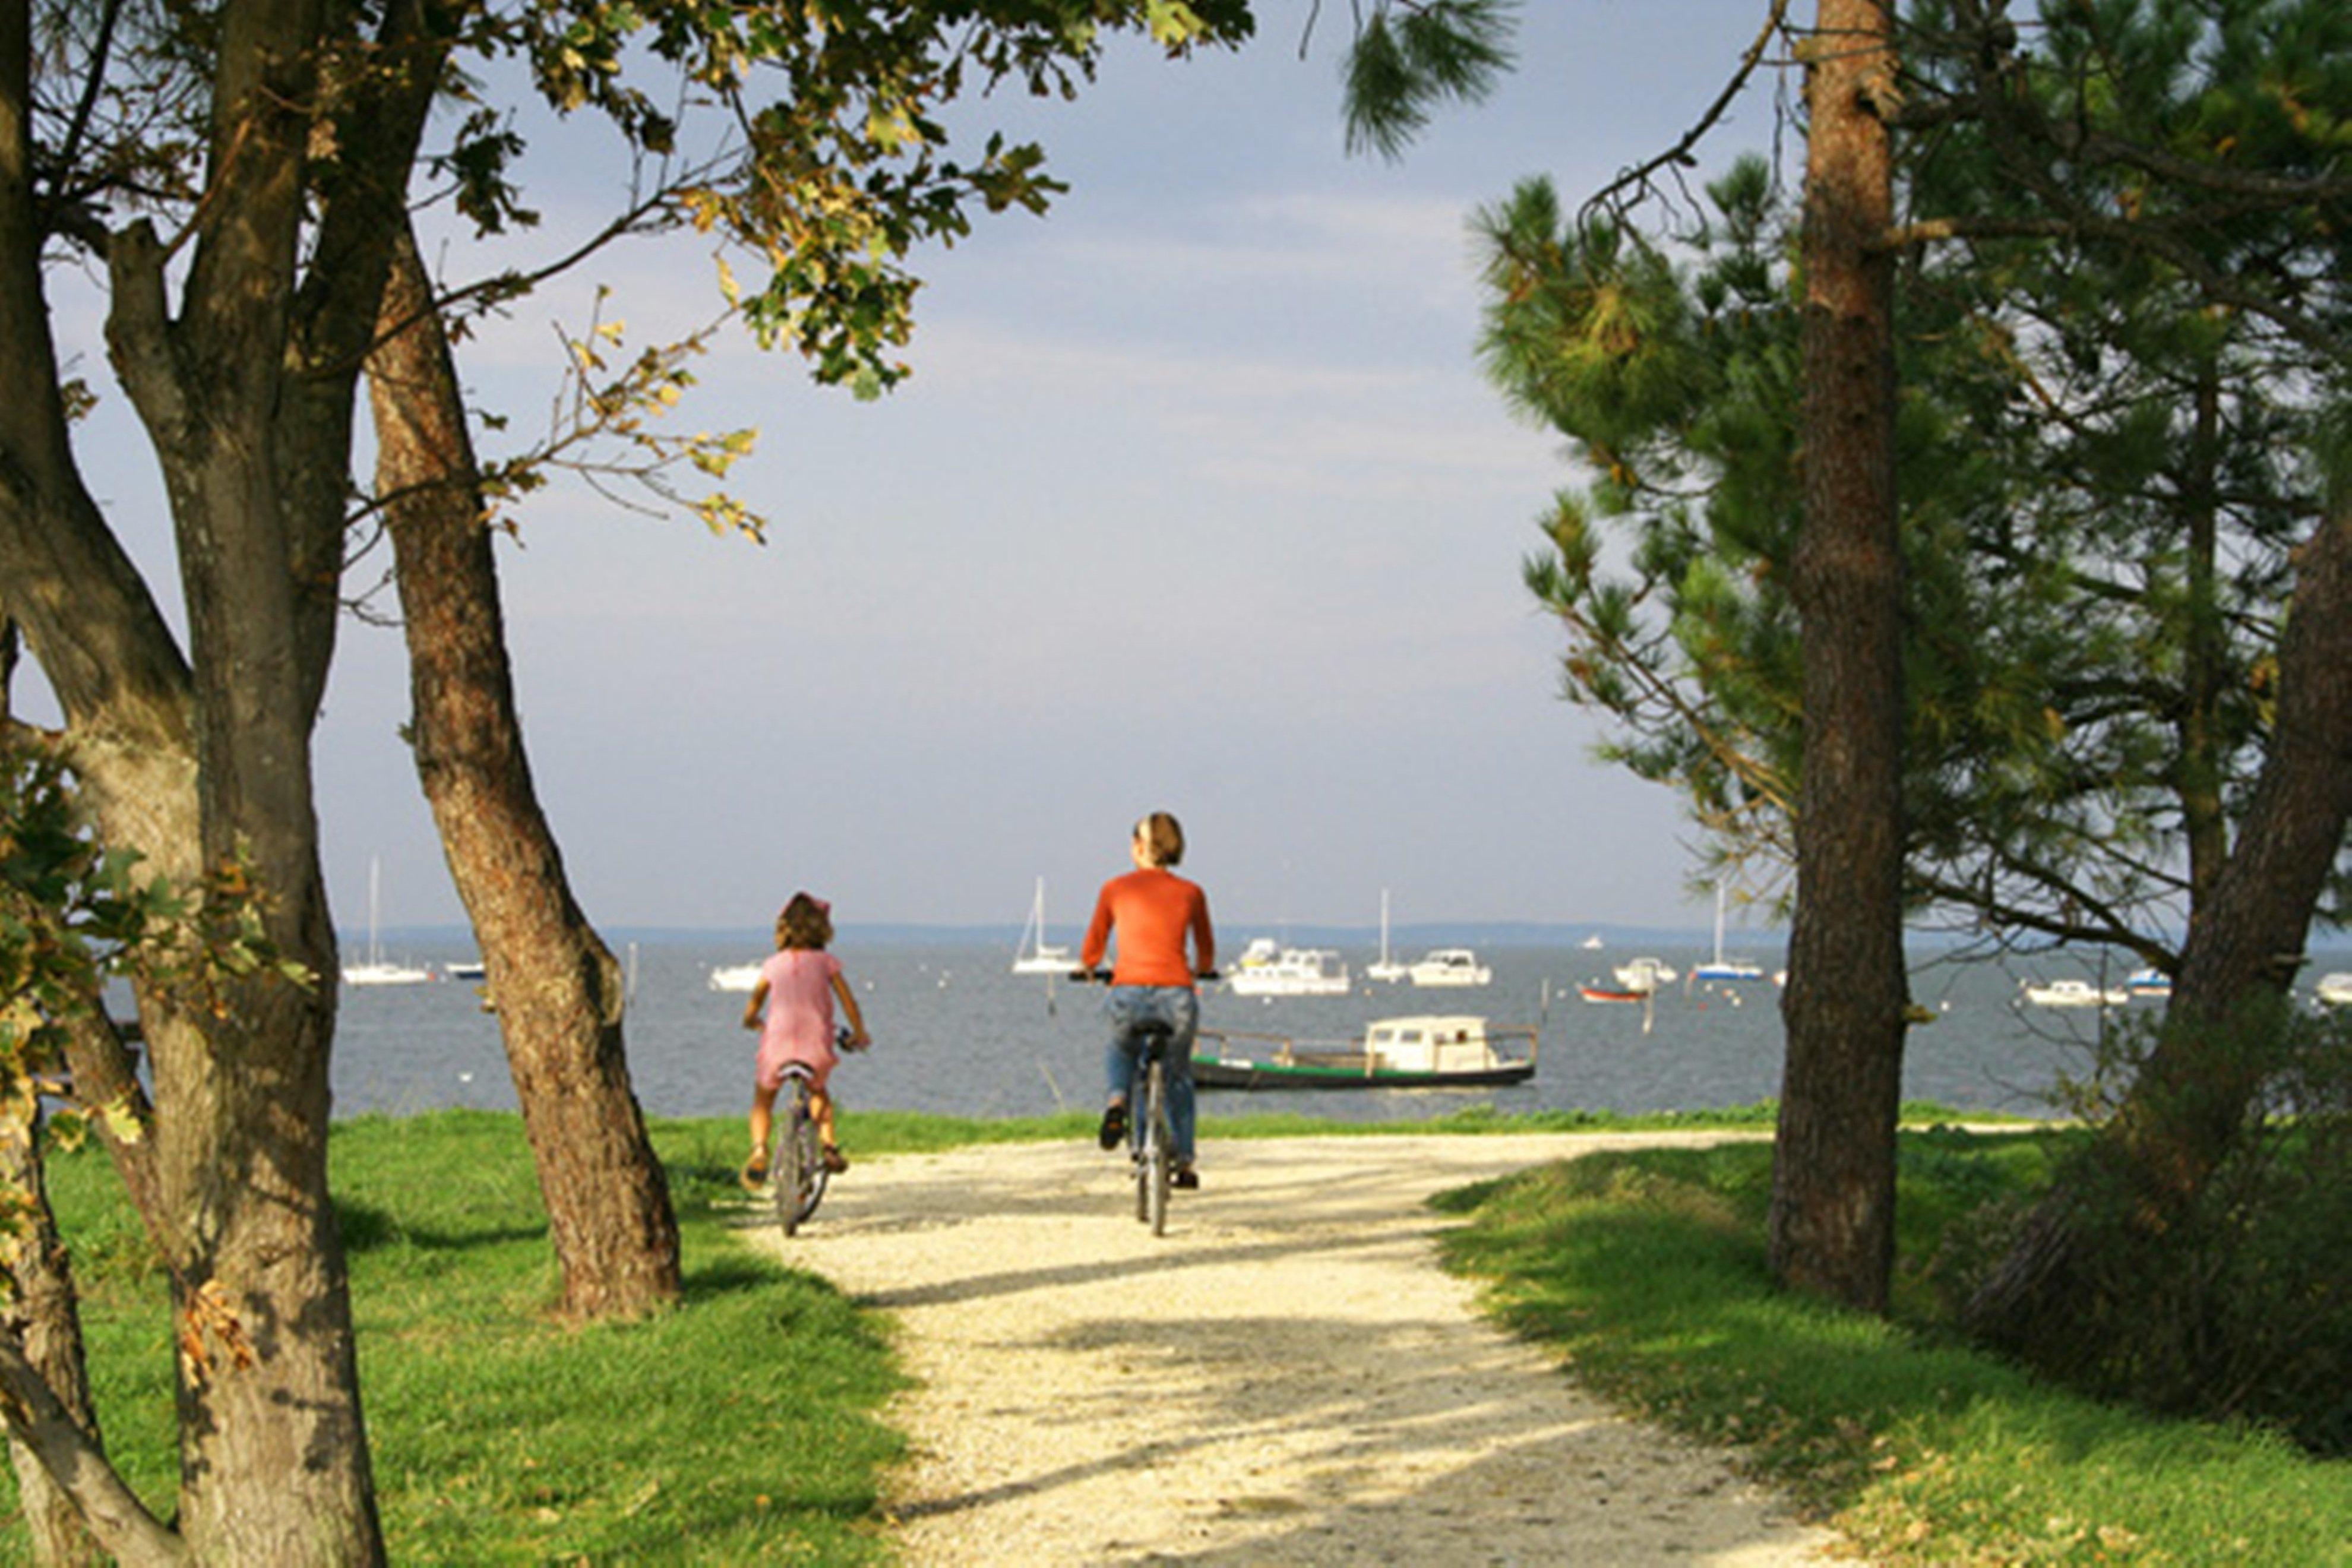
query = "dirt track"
xmin=749 ymin=1133 xmax=1846 ymax=1566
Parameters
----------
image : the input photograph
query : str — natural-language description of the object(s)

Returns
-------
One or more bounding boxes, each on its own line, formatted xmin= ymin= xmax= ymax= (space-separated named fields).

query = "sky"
xmin=41 ymin=2 xmax=1800 ymax=938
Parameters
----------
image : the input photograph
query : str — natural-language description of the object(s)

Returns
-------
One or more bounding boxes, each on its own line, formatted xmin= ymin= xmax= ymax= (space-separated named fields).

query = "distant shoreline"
xmin=339 ymin=921 xmax=2347 ymax=960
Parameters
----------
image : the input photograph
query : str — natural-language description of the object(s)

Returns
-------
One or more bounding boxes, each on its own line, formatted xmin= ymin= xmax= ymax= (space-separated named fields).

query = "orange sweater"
xmin=1080 ymin=868 xmax=1215 ymax=988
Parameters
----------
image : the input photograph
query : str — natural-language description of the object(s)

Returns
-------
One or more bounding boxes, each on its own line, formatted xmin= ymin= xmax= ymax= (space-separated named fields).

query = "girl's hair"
xmin=1135 ymin=811 xmax=1186 ymax=868
xmin=775 ymin=892 xmax=833 ymax=950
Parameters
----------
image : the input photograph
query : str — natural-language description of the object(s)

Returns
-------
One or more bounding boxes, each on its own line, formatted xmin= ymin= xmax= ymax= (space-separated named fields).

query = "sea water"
xmin=326 ymin=932 xmax=2240 ymax=1126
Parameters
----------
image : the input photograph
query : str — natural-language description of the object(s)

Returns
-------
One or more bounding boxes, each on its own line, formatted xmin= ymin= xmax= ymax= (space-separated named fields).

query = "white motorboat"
xmin=1010 ymin=878 xmax=1074 ymax=976
xmin=1580 ymin=933 xmax=1605 ymax=950
xmin=1691 ymin=883 xmax=1766 ymax=981
xmin=2315 ymin=972 xmax=2352 ymax=1007
xmin=2023 ymin=977 xmax=2127 ymax=1008
xmin=1226 ymin=937 xmax=1351 ymax=997
xmin=707 ymin=962 xmax=763 ymax=992
xmin=2125 ymin=968 xmax=2171 ymax=998
xmin=1407 ymin=948 xmax=1491 ymax=987
xmin=1366 ymin=890 xmax=1408 ymax=982
xmin=342 ymin=858 xmax=432 ymax=987
xmin=1613 ymin=956 xmax=1677 ymax=992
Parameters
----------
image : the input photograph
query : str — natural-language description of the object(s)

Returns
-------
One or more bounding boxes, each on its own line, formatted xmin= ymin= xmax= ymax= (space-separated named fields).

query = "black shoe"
xmin=1173 ymin=1167 xmax=1199 ymax=1190
xmin=1097 ymin=1103 xmax=1127 ymax=1150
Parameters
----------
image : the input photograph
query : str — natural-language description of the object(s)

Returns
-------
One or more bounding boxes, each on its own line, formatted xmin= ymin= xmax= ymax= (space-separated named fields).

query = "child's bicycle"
xmin=1073 ymin=970 xmax=1215 ymax=1237
xmin=771 ymin=1026 xmax=862 ymax=1237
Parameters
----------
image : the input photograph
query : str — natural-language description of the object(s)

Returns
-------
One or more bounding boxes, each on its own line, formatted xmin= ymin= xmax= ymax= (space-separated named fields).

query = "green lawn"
xmin=12 ymin=1111 xmax=906 ymax=1564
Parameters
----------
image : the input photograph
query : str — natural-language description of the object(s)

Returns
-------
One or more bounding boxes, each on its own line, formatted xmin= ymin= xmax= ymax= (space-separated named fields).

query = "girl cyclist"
xmin=1080 ymin=812 xmax=1215 ymax=1188
xmin=740 ymin=892 xmax=870 ymax=1190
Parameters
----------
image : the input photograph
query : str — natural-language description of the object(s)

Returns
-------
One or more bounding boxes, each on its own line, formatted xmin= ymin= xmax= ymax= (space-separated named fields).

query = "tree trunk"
xmin=1769 ymin=0 xmax=1909 ymax=1314
xmin=367 ymin=227 xmax=682 ymax=1319
xmin=0 ymin=1108 xmax=106 ymax=1568
xmin=95 ymin=17 xmax=390 ymax=1548
xmin=1968 ymin=505 xmax=2352 ymax=1352
xmin=4 ymin=0 xmax=459 ymax=1550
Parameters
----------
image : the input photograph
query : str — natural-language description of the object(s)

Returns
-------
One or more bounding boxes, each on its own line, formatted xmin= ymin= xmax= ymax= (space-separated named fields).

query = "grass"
xmin=8 ymin=1106 xmax=2333 ymax=1563
xmin=11 ymin=1110 xmax=907 ymax=1565
xmin=1430 ymin=1126 xmax=2352 ymax=1564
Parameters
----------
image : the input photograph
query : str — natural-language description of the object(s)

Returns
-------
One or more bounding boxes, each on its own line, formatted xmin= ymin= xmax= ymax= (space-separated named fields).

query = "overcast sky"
xmin=46 ymin=3 xmax=1798 ymax=938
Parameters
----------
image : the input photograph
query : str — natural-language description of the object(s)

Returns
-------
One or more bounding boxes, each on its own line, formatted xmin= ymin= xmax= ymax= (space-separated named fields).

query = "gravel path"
xmin=748 ymin=1132 xmax=1847 ymax=1566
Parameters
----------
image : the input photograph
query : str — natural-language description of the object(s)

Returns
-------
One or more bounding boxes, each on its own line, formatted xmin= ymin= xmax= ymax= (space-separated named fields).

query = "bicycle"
xmin=770 ymin=1026 xmax=861 ymax=1237
xmin=1074 ymin=970 xmax=1214 ymax=1237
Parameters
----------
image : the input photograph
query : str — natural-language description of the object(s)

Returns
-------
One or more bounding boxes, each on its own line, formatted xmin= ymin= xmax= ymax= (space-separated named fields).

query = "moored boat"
xmin=2022 ymin=977 xmax=2127 ymax=1007
xmin=342 ymin=858 xmax=432 ymax=986
xmin=1406 ymin=947 xmax=1491 ymax=987
xmin=2316 ymin=972 xmax=2352 ymax=1007
xmin=1010 ymin=878 xmax=1074 ymax=976
xmin=1366 ymin=890 xmax=1408 ymax=982
xmin=1225 ymin=937 xmax=1351 ymax=997
xmin=1691 ymin=882 xmax=1766 ymax=981
xmin=1612 ymin=956 xmax=1677 ymax=992
xmin=1192 ymin=1015 xmax=1535 ymax=1089
xmin=1578 ymin=982 xmax=1649 ymax=1004
xmin=707 ymin=962 xmax=762 ymax=992
xmin=342 ymin=960 xmax=434 ymax=987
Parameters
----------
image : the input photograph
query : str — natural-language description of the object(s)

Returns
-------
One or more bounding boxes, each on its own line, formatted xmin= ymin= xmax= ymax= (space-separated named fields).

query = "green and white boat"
xmin=1191 ymin=1015 xmax=1537 ymax=1090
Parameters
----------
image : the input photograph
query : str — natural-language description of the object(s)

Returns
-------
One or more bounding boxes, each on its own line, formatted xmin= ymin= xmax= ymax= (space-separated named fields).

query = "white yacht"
xmin=1010 ymin=878 xmax=1075 ymax=976
xmin=1226 ymin=938 xmax=1351 ymax=997
xmin=1691 ymin=882 xmax=1766 ymax=981
xmin=1365 ymin=890 xmax=1408 ymax=982
xmin=1406 ymin=948 xmax=1491 ymax=987
xmin=342 ymin=858 xmax=432 ymax=986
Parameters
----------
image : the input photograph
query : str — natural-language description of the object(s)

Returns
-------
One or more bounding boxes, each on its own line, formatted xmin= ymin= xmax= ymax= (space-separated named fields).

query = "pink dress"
xmin=754 ymin=949 xmax=843 ymax=1092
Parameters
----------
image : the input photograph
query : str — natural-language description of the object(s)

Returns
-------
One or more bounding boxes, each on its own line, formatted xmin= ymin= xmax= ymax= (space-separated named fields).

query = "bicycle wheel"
xmin=774 ymin=1079 xmax=828 ymax=1235
xmin=1142 ymin=1060 xmax=1171 ymax=1236
xmin=773 ymin=1083 xmax=805 ymax=1236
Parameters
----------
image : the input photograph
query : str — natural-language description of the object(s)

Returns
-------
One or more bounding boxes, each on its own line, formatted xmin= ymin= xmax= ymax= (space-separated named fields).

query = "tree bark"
xmin=2 ymin=0 xmax=446 ymax=1550
xmin=1769 ymin=0 xmax=1909 ymax=1314
xmin=0 ymin=1108 xmax=109 ymax=1568
xmin=367 ymin=227 xmax=682 ymax=1319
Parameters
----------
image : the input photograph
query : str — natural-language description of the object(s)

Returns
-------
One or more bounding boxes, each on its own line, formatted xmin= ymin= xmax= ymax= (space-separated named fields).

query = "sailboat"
xmin=1366 ymin=889 xmax=1408 ymax=982
xmin=342 ymin=858 xmax=432 ymax=986
xmin=1010 ymin=878 xmax=1076 ymax=976
xmin=1691 ymin=881 xmax=1766 ymax=982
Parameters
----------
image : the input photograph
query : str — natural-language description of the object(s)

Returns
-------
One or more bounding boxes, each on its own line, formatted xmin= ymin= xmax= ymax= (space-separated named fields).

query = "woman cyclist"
xmin=1080 ymin=812 xmax=1215 ymax=1188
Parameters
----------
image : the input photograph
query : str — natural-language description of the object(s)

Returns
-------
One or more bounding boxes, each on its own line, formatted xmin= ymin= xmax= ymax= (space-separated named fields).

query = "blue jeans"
xmin=1104 ymin=985 xmax=1198 ymax=1164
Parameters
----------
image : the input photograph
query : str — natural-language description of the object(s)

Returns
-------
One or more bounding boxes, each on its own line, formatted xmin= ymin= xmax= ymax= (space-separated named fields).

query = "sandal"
xmin=1096 ymin=1102 xmax=1127 ymax=1150
xmin=822 ymin=1144 xmax=850 ymax=1174
xmin=738 ymin=1153 xmax=769 ymax=1193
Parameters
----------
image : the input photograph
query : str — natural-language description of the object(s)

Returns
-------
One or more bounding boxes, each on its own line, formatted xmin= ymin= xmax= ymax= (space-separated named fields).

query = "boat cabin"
xmin=1366 ymin=1016 xmax=1506 ymax=1074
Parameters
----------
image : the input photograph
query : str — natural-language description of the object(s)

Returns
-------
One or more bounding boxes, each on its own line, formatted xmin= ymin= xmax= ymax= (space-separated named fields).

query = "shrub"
xmin=1945 ymin=1004 xmax=2352 ymax=1454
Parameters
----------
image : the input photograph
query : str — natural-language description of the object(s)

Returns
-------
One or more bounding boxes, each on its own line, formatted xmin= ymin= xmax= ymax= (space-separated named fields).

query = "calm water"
xmin=327 ymin=932 xmax=2244 ymax=1125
